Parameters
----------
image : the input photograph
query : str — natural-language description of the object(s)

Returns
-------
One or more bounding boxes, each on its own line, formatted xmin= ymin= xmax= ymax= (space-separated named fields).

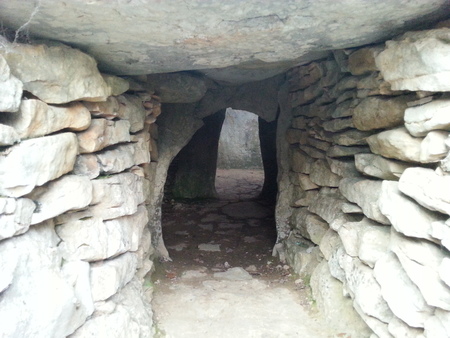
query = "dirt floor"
xmin=150 ymin=169 xmax=343 ymax=338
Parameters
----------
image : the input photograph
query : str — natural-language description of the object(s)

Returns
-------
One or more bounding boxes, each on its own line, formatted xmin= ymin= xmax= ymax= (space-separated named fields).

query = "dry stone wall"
xmin=0 ymin=42 xmax=159 ymax=337
xmin=284 ymin=26 xmax=450 ymax=337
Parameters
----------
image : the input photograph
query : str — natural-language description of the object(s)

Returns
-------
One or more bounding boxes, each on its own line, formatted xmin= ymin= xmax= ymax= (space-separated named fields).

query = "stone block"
xmin=405 ymin=98 xmax=450 ymax=137
xmin=376 ymin=28 xmax=450 ymax=91
xmin=0 ymin=132 xmax=78 ymax=197
xmin=319 ymin=228 xmax=342 ymax=260
xmin=340 ymin=178 xmax=390 ymax=225
xmin=90 ymin=252 xmax=138 ymax=302
xmin=116 ymin=95 xmax=147 ymax=133
xmin=308 ymin=189 xmax=347 ymax=226
xmin=374 ymin=252 xmax=433 ymax=328
xmin=290 ymin=148 xmax=314 ymax=174
xmin=331 ymin=129 xmax=371 ymax=146
xmin=0 ymin=124 xmax=19 ymax=146
xmin=388 ymin=317 xmax=424 ymax=338
xmin=83 ymin=96 xmax=120 ymax=119
xmin=322 ymin=117 xmax=354 ymax=132
xmin=379 ymin=180 xmax=445 ymax=241
xmin=439 ymin=257 xmax=450 ymax=288
xmin=355 ymin=153 xmax=413 ymax=180
xmin=0 ymin=43 xmax=110 ymax=104
xmin=28 ymin=175 xmax=93 ymax=225
xmin=327 ymin=157 xmax=360 ymax=178
xmin=430 ymin=220 xmax=450 ymax=251
xmin=399 ymin=167 xmax=450 ymax=216
xmin=0 ymin=197 xmax=35 ymax=240
xmin=0 ymin=54 xmax=23 ymax=112
xmin=309 ymin=159 xmax=342 ymax=187
xmin=0 ymin=100 xmax=91 ymax=139
xmin=77 ymin=118 xmax=131 ymax=154
xmin=73 ymin=154 xmax=101 ymax=179
xmin=326 ymin=145 xmax=370 ymax=158
xmin=348 ymin=47 xmax=382 ymax=75
xmin=56 ymin=205 xmax=148 ymax=262
xmin=101 ymin=74 xmax=129 ymax=96
xmin=424 ymin=309 xmax=450 ymax=338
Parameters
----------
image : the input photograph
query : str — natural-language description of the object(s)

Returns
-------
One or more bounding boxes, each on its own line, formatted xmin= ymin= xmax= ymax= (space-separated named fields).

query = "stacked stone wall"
xmin=0 ymin=42 xmax=159 ymax=337
xmin=284 ymin=27 xmax=450 ymax=337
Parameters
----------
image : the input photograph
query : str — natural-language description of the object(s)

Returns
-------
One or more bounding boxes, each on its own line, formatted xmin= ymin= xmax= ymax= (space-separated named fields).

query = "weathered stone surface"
xmin=399 ymin=167 xmax=450 ymax=216
xmin=288 ymin=62 xmax=324 ymax=91
xmin=90 ymin=173 xmax=145 ymax=221
xmin=376 ymin=28 xmax=450 ymax=92
xmin=440 ymin=258 xmax=450 ymax=288
xmin=293 ymin=190 xmax=318 ymax=207
xmin=0 ymin=124 xmax=19 ymax=146
xmin=340 ymin=178 xmax=390 ymax=225
xmin=322 ymin=117 xmax=354 ymax=132
xmin=348 ymin=47 xmax=382 ymax=75
xmin=116 ymin=95 xmax=147 ymax=133
xmin=340 ymin=256 xmax=393 ymax=323
xmin=405 ymin=98 xmax=450 ymax=137
xmin=101 ymin=74 xmax=129 ymax=96
xmin=379 ymin=180 xmax=445 ymax=240
xmin=73 ymin=154 xmax=101 ymax=179
xmin=296 ymin=173 xmax=319 ymax=191
xmin=327 ymin=157 xmax=360 ymax=178
xmin=430 ymin=220 xmax=450 ymax=250
xmin=390 ymin=229 xmax=450 ymax=311
xmin=374 ymin=252 xmax=433 ymax=328
xmin=77 ymin=118 xmax=131 ymax=153
xmin=71 ymin=278 xmax=153 ymax=338
xmin=326 ymin=145 xmax=370 ymax=158
xmin=299 ymin=145 xmax=325 ymax=159
xmin=0 ymin=43 xmax=110 ymax=104
xmin=90 ymin=252 xmax=138 ymax=302
xmin=366 ymin=127 xmax=447 ymax=163
xmin=353 ymin=95 xmax=410 ymax=131
xmin=285 ymin=235 xmax=322 ymax=277
xmin=0 ymin=132 xmax=78 ymax=197
xmin=310 ymin=261 xmax=371 ymax=337
xmin=319 ymin=228 xmax=342 ymax=260
xmin=341 ymin=202 xmax=363 ymax=214
xmin=57 ymin=206 xmax=148 ymax=262
xmin=0 ymin=99 xmax=91 ymax=139
xmin=308 ymin=189 xmax=347 ymax=226
xmin=0 ymin=54 xmax=22 ymax=112
xmin=355 ymin=153 xmax=413 ymax=180
xmin=0 ymin=197 xmax=35 ymax=241
xmin=424 ymin=309 xmax=450 ymax=338
xmin=146 ymin=72 xmax=207 ymax=103
xmin=83 ymin=96 xmax=120 ymax=119
xmin=291 ymin=148 xmax=314 ymax=174
xmin=309 ymin=160 xmax=342 ymax=187
xmin=0 ymin=222 xmax=94 ymax=337
xmin=388 ymin=317 xmax=424 ymax=338
xmin=331 ymin=129 xmax=371 ymax=146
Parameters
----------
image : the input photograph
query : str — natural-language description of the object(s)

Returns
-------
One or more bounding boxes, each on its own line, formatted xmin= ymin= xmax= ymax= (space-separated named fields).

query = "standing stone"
xmin=379 ymin=180 xmax=446 ymax=241
xmin=28 ymin=175 xmax=93 ymax=225
xmin=0 ymin=43 xmax=110 ymax=104
xmin=0 ymin=100 xmax=91 ymax=139
xmin=405 ymin=98 xmax=450 ymax=137
xmin=0 ymin=54 xmax=22 ymax=112
xmin=355 ymin=153 xmax=413 ymax=180
xmin=0 ymin=133 xmax=78 ymax=197
xmin=376 ymin=28 xmax=450 ymax=92
xmin=0 ymin=197 xmax=35 ymax=240
xmin=374 ymin=252 xmax=433 ymax=328
xmin=399 ymin=167 xmax=450 ymax=216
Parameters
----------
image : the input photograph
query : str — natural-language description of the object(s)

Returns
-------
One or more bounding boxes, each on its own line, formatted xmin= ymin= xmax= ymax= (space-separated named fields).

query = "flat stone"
xmin=73 ymin=154 xmax=101 ymax=179
xmin=221 ymin=201 xmax=271 ymax=219
xmin=339 ymin=178 xmax=390 ymax=225
xmin=319 ymin=228 xmax=342 ymax=260
xmin=90 ymin=252 xmax=138 ymax=302
xmin=388 ymin=316 xmax=424 ymax=338
xmin=198 ymin=243 xmax=221 ymax=252
xmin=83 ymin=96 xmax=120 ymax=119
xmin=309 ymin=160 xmax=342 ymax=187
xmin=424 ymin=309 xmax=450 ymax=338
xmin=0 ymin=124 xmax=19 ymax=146
xmin=0 ymin=197 xmax=35 ymax=241
xmin=331 ymin=129 xmax=371 ymax=146
xmin=0 ymin=55 xmax=22 ymax=112
xmin=440 ymin=258 xmax=450 ymax=287
xmin=308 ymin=189 xmax=347 ymax=225
xmin=374 ymin=252 xmax=433 ymax=328
xmin=430 ymin=220 xmax=450 ymax=250
xmin=295 ymin=173 xmax=319 ymax=191
xmin=399 ymin=167 xmax=450 ymax=216
xmin=0 ymin=43 xmax=110 ymax=104
xmin=101 ymin=74 xmax=129 ymax=96
xmin=77 ymin=118 xmax=131 ymax=154
xmin=405 ymin=98 xmax=450 ymax=137
xmin=285 ymin=237 xmax=322 ymax=277
xmin=181 ymin=270 xmax=208 ymax=280
xmin=355 ymin=153 xmax=413 ymax=180
xmin=348 ymin=47 xmax=382 ymax=75
xmin=0 ymin=132 xmax=78 ymax=197
xmin=353 ymin=95 xmax=411 ymax=131
xmin=291 ymin=148 xmax=314 ymax=174
xmin=327 ymin=157 xmax=360 ymax=178
xmin=116 ymin=95 xmax=148 ymax=133
xmin=322 ymin=117 xmax=354 ymax=132
xmin=379 ymin=180 xmax=445 ymax=241
xmin=213 ymin=267 xmax=252 ymax=281
xmin=326 ymin=145 xmax=370 ymax=158
xmin=376 ymin=28 xmax=450 ymax=92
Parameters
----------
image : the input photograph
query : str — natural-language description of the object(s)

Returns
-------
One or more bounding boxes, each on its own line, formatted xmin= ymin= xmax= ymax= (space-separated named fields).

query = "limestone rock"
xmin=322 ymin=117 xmax=354 ymax=132
xmin=355 ymin=153 xmax=413 ymax=180
xmin=0 ymin=43 xmax=110 ymax=104
xmin=308 ymin=189 xmax=347 ymax=226
xmin=430 ymin=220 xmax=450 ymax=251
xmin=285 ymin=235 xmax=322 ymax=277
xmin=424 ymin=309 xmax=450 ymax=338
xmin=327 ymin=157 xmax=360 ymax=178
xmin=331 ymin=129 xmax=371 ymax=146
xmin=326 ymin=145 xmax=370 ymax=158
xmin=0 ymin=197 xmax=35 ymax=241
xmin=77 ymin=118 xmax=131 ymax=154
xmin=376 ymin=28 xmax=450 ymax=92
xmin=379 ymin=180 xmax=446 ymax=241
xmin=90 ymin=173 xmax=145 ymax=220
xmin=374 ymin=252 xmax=433 ymax=328
xmin=56 ymin=206 xmax=148 ymax=262
xmin=0 ymin=132 xmax=78 ymax=197
xmin=213 ymin=267 xmax=253 ymax=281
xmin=419 ymin=130 xmax=449 ymax=163
xmin=0 ymin=54 xmax=22 ymax=112
xmin=309 ymin=159 xmax=342 ymax=187
xmin=319 ymin=228 xmax=342 ymax=260
xmin=405 ymin=98 xmax=450 ymax=137
xmin=73 ymin=154 xmax=101 ymax=179
xmin=399 ymin=167 xmax=450 ymax=216
xmin=353 ymin=95 xmax=410 ymax=131
xmin=339 ymin=178 xmax=390 ymax=225
xmin=310 ymin=261 xmax=371 ymax=337
xmin=291 ymin=148 xmax=314 ymax=174
xmin=440 ymin=258 xmax=450 ymax=287
xmin=341 ymin=202 xmax=363 ymax=214
xmin=146 ymin=72 xmax=207 ymax=103
xmin=328 ymin=245 xmax=346 ymax=283
xmin=90 ymin=252 xmax=138 ymax=302
xmin=101 ymin=74 xmax=129 ymax=96
xmin=0 ymin=222 xmax=94 ymax=337
xmin=352 ymin=302 xmax=392 ymax=338
xmin=28 ymin=175 xmax=93 ymax=225
xmin=388 ymin=317 xmax=424 ymax=338
xmin=299 ymin=145 xmax=325 ymax=159
xmin=295 ymin=173 xmax=319 ymax=191
xmin=348 ymin=47 xmax=382 ymax=75
xmin=390 ymin=229 xmax=450 ymax=311
xmin=116 ymin=95 xmax=147 ymax=133
xmin=0 ymin=124 xmax=19 ymax=146
xmin=0 ymin=99 xmax=91 ymax=139
xmin=83 ymin=96 xmax=120 ymax=120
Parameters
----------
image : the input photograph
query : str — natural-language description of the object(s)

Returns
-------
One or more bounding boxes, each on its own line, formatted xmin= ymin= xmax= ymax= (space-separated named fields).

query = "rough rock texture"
xmin=0 ymin=1 xmax=448 ymax=83
xmin=0 ymin=54 xmax=22 ymax=112
xmin=0 ymin=197 xmax=36 ymax=241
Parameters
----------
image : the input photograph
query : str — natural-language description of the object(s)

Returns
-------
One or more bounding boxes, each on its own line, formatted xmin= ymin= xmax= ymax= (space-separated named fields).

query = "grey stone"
xmin=0 ymin=124 xmax=19 ymax=146
xmin=285 ymin=235 xmax=322 ymax=277
xmin=327 ymin=157 xmax=360 ymax=178
xmin=221 ymin=201 xmax=271 ymax=219
xmin=213 ymin=267 xmax=252 ymax=281
xmin=0 ymin=43 xmax=110 ymax=104
xmin=322 ymin=117 xmax=354 ymax=132
xmin=116 ymin=95 xmax=148 ymax=133
xmin=319 ymin=228 xmax=342 ymax=260
xmin=439 ymin=257 xmax=450 ymax=288
xmin=326 ymin=145 xmax=370 ymax=158
xmin=331 ymin=129 xmax=371 ymax=146
xmin=376 ymin=28 xmax=450 ymax=92
xmin=388 ymin=317 xmax=424 ymax=338
xmin=0 ymin=197 xmax=35 ymax=241
xmin=198 ymin=243 xmax=221 ymax=252
xmin=348 ymin=47 xmax=382 ymax=75
xmin=405 ymin=98 xmax=450 ymax=137
xmin=309 ymin=159 xmax=342 ymax=187
xmin=101 ymin=74 xmax=129 ymax=96
xmin=0 ymin=55 xmax=22 ymax=112
xmin=355 ymin=153 xmax=413 ymax=180
xmin=0 ymin=133 xmax=78 ymax=197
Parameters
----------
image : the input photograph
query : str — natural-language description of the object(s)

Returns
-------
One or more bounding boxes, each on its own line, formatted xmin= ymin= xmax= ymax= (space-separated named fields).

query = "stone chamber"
xmin=1 ymin=1 xmax=450 ymax=337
